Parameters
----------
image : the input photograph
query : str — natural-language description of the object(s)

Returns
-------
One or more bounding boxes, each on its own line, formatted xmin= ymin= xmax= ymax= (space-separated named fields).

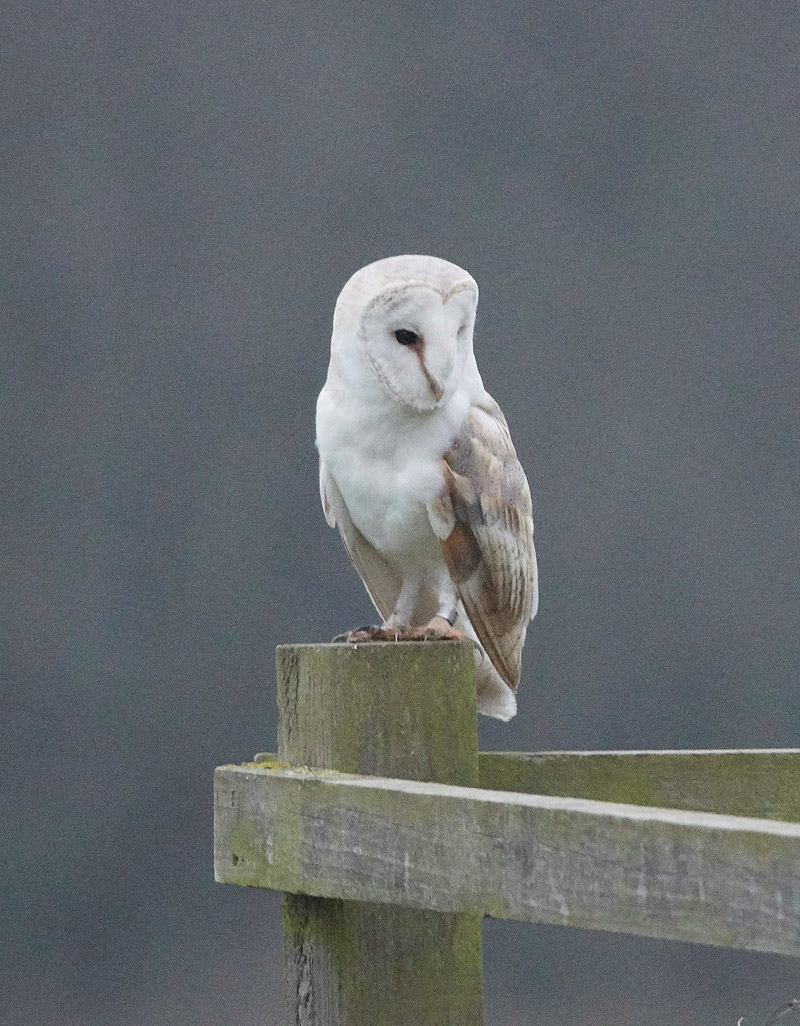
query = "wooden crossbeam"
xmin=215 ymin=761 xmax=800 ymax=957
xmin=214 ymin=645 xmax=800 ymax=1023
xmin=251 ymin=748 xmax=800 ymax=822
xmin=480 ymin=750 xmax=800 ymax=822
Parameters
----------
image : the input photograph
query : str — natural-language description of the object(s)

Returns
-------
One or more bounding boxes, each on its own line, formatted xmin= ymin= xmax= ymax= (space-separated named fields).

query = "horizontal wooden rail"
xmin=479 ymin=750 xmax=800 ymax=822
xmin=215 ymin=762 xmax=800 ymax=957
xmin=251 ymin=749 xmax=800 ymax=822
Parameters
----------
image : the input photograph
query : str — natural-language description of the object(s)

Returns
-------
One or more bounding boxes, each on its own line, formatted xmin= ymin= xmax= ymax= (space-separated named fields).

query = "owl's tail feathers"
xmin=475 ymin=651 xmax=517 ymax=721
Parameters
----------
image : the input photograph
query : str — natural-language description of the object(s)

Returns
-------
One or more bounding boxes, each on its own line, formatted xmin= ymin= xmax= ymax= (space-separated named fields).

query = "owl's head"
xmin=330 ymin=255 xmax=479 ymax=411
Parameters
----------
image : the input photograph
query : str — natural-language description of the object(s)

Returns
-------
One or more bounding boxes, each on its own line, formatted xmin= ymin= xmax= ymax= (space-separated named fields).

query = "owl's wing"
xmin=319 ymin=459 xmax=402 ymax=622
xmin=428 ymin=396 xmax=538 ymax=690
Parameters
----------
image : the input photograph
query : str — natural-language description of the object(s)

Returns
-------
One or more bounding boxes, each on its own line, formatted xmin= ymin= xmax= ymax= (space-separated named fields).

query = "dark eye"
xmin=394 ymin=329 xmax=420 ymax=346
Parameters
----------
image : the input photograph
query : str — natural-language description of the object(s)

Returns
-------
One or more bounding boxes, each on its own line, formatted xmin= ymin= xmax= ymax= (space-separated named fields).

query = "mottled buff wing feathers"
xmin=428 ymin=398 xmax=538 ymax=690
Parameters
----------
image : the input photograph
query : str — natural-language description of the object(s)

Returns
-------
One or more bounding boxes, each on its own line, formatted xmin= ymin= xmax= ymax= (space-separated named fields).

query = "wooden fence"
xmin=214 ymin=641 xmax=800 ymax=1025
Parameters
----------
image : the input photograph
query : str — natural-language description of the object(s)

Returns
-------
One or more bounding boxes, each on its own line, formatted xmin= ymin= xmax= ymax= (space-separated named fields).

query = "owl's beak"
xmin=419 ymin=356 xmax=444 ymax=402
xmin=410 ymin=340 xmax=445 ymax=403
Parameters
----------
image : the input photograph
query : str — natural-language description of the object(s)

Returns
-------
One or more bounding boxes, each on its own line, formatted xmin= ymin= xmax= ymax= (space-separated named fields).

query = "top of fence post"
xmin=276 ymin=640 xmax=479 ymax=785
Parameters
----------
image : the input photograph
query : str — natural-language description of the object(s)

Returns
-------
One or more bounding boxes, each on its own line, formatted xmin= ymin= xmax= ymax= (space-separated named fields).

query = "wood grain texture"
xmin=479 ymin=750 xmax=800 ymax=823
xmin=276 ymin=642 xmax=479 ymax=784
xmin=215 ymin=764 xmax=800 ymax=957
xmin=273 ymin=641 xmax=483 ymax=1026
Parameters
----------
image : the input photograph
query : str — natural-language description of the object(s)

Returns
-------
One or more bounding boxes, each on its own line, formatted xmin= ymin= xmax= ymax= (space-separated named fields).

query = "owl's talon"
xmin=332 ymin=622 xmax=467 ymax=644
xmin=331 ymin=625 xmax=374 ymax=643
xmin=333 ymin=625 xmax=402 ymax=643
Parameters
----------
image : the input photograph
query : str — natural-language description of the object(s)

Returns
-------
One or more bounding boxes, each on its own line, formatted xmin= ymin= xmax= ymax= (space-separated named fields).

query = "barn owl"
xmin=316 ymin=255 xmax=538 ymax=721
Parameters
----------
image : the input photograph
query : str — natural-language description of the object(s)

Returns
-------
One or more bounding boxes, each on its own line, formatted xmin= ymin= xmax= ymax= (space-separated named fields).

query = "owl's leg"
xmin=406 ymin=577 xmax=465 ymax=642
xmin=338 ymin=576 xmax=464 ymax=644
xmin=332 ymin=579 xmax=417 ymax=642
xmin=419 ymin=603 xmax=465 ymax=641
xmin=382 ymin=577 xmax=418 ymax=632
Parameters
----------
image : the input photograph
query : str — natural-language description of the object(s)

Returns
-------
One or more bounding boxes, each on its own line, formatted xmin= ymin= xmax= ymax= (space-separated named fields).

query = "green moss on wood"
xmin=277 ymin=641 xmax=483 ymax=1025
xmin=239 ymin=757 xmax=291 ymax=771
xmin=277 ymin=642 xmax=479 ymax=785
xmin=480 ymin=750 xmax=800 ymax=822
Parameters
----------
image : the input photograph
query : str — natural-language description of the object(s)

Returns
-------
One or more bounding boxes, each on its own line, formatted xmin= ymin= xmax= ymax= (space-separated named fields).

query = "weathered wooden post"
xmin=216 ymin=655 xmax=800 ymax=1018
xmin=277 ymin=641 xmax=483 ymax=1026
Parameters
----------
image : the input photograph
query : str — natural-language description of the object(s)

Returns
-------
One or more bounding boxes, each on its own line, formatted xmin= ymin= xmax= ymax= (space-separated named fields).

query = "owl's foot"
xmin=333 ymin=625 xmax=403 ymax=643
xmin=383 ymin=617 xmax=466 ymax=642
xmin=419 ymin=615 xmax=466 ymax=642
xmin=332 ymin=617 xmax=465 ymax=644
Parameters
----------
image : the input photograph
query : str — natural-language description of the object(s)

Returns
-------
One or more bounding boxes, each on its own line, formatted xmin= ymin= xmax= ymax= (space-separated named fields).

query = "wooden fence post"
xmin=277 ymin=641 xmax=483 ymax=1026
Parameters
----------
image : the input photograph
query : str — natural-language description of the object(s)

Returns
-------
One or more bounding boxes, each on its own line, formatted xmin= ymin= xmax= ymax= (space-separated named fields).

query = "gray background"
xmin=4 ymin=0 xmax=799 ymax=1023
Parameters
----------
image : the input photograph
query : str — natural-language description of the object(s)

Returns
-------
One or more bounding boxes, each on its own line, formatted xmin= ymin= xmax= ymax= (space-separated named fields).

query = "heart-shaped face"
xmin=331 ymin=254 xmax=478 ymax=411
